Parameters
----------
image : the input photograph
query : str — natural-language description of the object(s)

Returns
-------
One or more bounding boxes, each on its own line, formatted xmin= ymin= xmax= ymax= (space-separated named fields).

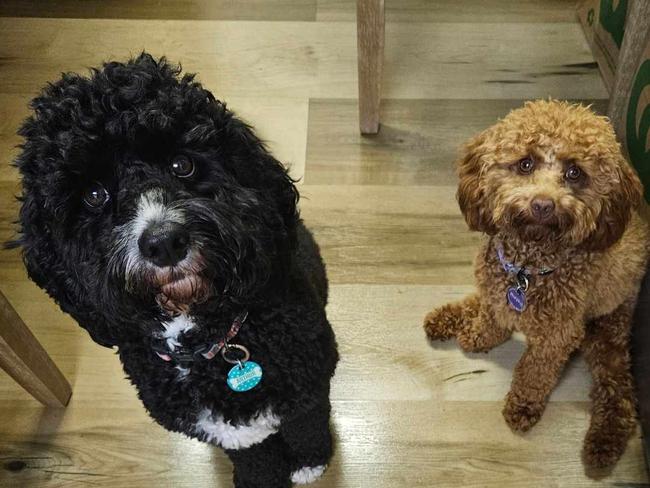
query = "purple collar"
xmin=495 ymin=242 xmax=555 ymax=277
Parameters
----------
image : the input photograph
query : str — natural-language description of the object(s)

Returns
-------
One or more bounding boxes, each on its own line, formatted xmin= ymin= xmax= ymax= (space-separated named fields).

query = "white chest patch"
xmin=195 ymin=407 xmax=281 ymax=450
xmin=162 ymin=314 xmax=195 ymax=350
xmin=175 ymin=365 xmax=191 ymax=380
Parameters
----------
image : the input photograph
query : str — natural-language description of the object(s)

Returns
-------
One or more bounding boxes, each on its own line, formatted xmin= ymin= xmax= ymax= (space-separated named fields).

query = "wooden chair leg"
xmin=357 ymin=0 xmax=385 ymax=135
xmin=0 ymin=290 xmax=71 ymax=407
xmin=608 ymin=0 xmax=650 ymax=137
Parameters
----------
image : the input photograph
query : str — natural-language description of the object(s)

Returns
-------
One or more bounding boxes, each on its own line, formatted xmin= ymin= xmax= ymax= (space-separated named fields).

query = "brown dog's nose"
xmin=530 ymin=198 xmax=555 ymax=221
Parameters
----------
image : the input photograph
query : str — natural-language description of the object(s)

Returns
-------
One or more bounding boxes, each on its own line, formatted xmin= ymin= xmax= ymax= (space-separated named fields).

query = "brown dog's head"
xmin=457 ymin=100 xmax=643 ymax=250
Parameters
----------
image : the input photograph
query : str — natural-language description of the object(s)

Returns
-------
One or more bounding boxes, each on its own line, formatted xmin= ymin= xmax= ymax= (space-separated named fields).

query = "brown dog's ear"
xmin=456 ymin=132 xmax=497 ymax=234
xmin=585 ymin=156 xmax=643 ymax=251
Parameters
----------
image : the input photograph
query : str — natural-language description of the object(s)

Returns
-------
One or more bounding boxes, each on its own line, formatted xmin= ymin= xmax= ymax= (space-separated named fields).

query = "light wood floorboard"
xmin=0 ymin=0 xmax=579 ymax=24
xmin=0 ymin=280 xmax=647 ymax=486
xmin=0 ymin=18 xmax=606 ymax=100
xmin=0 ymin=2 xmax=647 ymax=487
xmin=305 ymin=98 xmax=609 ymax=185
xmin=317 ymin=0 xmax=580 ymax=23
xmin=0 ymin=0 xmax=317 ymax=21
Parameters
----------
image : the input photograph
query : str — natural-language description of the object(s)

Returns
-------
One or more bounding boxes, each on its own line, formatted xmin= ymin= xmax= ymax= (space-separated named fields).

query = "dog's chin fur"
xmin=155 ymin=273 xmax=211 ymax=315
xmin=513 ymin=224 xmax=560 ymax=244
xmin=502 ymin=214 xmax=570 ymax=246
xmin=130 ymin=252 xmax=212 ymax=314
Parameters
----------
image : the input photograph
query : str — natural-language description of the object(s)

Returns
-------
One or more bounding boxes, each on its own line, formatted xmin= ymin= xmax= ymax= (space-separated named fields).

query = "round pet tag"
xmin=227 ymin=361 xmax=263 ymax=392
xmin=506 ymin=286 xmax=526 ymax=312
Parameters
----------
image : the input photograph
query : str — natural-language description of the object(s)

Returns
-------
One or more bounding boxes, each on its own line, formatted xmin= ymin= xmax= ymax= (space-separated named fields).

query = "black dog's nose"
xmin=530 ymin=198 xmax=555 ymax=221
xmin=138 ymin=222 xmax=190 ymax=267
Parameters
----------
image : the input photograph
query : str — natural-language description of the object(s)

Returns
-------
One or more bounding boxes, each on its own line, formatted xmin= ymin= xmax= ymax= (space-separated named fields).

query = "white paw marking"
xmin=195 ymin=407 xmax=281 ymax=450
xmin=291 ymin=465 xmax=326 ymax=484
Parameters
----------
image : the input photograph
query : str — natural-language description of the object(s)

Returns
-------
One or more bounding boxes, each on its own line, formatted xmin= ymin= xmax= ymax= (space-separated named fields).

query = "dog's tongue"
xmin=156 ymin=274 xmax=210 ymax=314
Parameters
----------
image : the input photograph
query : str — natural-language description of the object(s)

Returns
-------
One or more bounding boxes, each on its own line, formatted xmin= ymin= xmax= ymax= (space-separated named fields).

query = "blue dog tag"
xmin=507 ymin=286 xmax=526 ymax=312
xmin=227 ymin=361 xmax=263 ymax=392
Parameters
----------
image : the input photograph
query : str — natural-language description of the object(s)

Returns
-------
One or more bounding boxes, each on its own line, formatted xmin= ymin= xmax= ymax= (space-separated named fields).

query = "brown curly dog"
xmin=424 ymin=100 xmax=650 ymax=469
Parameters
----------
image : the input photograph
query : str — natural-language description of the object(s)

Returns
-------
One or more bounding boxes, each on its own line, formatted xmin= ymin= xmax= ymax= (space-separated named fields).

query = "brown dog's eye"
xmin=171 ymin=155 xmax=195 ymax=178
xmin=83 ymin=182 xmax=110 ymax=208
xmin=517 ymin=157 xmax=534 ymax=174
xmin=565 ymin=165 xmax=582 ymax=182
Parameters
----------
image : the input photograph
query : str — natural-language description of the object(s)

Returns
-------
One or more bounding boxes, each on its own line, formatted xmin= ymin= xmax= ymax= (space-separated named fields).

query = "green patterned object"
xmin=626 ymin=60 xmax=650 ymax=201
xmin=599 ymin=0 xmax=627 ymax=48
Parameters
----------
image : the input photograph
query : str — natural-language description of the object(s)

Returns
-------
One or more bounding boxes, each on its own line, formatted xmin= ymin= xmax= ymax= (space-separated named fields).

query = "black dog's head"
xmin=12 ymin=53 xmax=298 ymax=347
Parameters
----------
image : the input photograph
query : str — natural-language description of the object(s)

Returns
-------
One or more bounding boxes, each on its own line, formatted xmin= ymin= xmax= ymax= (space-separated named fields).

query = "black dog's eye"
xmin=83 ymin=182 xmax=110 ymax=208
xmin=565 ymin=164 xmax=582 ymax=182
xmin=517 ymin=157 xmax=534 ymax=174
xmin=171 ymin=155 xmax=195 ymax=178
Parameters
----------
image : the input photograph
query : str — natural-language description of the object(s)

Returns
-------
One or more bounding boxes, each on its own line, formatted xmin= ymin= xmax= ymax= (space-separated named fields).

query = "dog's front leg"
xmin=226 ymin=434 xmax=291 ymax=488
xmin=581 ymin=299 xmax=637 ymax=468
xmin=503 ymin=324 xmax=584 ymax=432
xmin=424 ymin=293 xmax=511 ymax=352
xmin=280 ymin=399 xmax=333 ymax=485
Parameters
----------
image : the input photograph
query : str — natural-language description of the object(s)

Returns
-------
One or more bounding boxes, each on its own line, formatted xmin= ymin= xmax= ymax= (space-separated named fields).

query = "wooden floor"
xmin=0 ymin=1 xmax=647 ymax=487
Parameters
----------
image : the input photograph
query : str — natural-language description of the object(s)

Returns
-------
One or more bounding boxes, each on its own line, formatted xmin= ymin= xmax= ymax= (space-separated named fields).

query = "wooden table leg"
xmin=0 ymin=290 xmax=71 ymax=407
xmin=607 ymin=0 xmax=650 ymax=137
xmin=357 ymin=0 xmax=385 ymax=135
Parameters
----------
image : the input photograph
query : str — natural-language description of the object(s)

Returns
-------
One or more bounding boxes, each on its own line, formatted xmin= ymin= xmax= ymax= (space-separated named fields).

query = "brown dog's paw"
xmin=502 ymin=392 xmax=545 ymax=432
xmin=582 ymin=427 xmax=628 ymax=469
xmin=456 ymin=330 xmax=494 ymax=353
xmin=423 ymin=306 xmax=460 ymax=341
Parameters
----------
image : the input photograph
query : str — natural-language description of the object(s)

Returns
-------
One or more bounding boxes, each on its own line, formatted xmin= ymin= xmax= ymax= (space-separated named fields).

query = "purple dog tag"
xmin=507 ymin=286 xmax=526 ymax=312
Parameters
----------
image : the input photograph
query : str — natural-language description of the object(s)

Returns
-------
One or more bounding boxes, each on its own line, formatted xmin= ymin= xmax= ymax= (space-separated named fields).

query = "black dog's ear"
xmin=15 ymin=190 xmax=117 ymax=348
xmin=252 ymin=150 xmax=299 ymax=231
xmin=62 ymin=305 xmax=117 ymax=349
xmin=10 ymin=73 xmax=120 ymax=349
xmin=224 ymin=116 xmax=299 ymax=231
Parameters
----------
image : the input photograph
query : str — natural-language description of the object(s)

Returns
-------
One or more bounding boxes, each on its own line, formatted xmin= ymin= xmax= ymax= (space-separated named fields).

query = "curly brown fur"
xmin=424 ymin=100 xmax=650 ymax=470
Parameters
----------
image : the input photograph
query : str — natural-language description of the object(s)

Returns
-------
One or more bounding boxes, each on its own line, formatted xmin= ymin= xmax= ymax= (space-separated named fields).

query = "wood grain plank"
xmin=318 ymin=0 xmax=579 ymax=23
xmin=0 ymin=181 xmax=20 ymax=245
xmin=300 ymin=185 xmax=480 ymax=285
xmin=0 ymin=19 xmax=606 ymax=100
xmin=327 ymin=284 xmax=592 ymax=403
xmin=0 ymin=0 xmax=576 ymax=24
xmin=0 ymin=284 xmax=646 ymax=486
xmin=379 ymin=22 xmax=607 ymax=100
xmin=0 ymin=0 xmax=317 ymax=22
xmin=0 ymin=402 xmax=646 ymax=487
xmin=0 ymin=2 xmax=645 ymax=485
xmin=226 ymin=97 xmax=309 ymax=181
xmin=305 ymin=99 xmax=609 ymax=185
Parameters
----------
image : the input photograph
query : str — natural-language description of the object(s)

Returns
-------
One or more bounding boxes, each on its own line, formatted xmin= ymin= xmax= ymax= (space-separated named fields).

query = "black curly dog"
xmin=10 ymin=53 xmax=338 ymax=488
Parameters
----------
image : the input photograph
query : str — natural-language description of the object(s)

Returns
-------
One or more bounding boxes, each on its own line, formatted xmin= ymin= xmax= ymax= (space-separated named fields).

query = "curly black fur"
xmin=12 ymin=53 xmax=338 ymax=488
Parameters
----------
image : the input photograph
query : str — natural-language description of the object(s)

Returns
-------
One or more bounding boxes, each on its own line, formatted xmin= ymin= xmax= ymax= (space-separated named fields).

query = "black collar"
xmin=151 ymin=311 xmax=249 ymax=367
